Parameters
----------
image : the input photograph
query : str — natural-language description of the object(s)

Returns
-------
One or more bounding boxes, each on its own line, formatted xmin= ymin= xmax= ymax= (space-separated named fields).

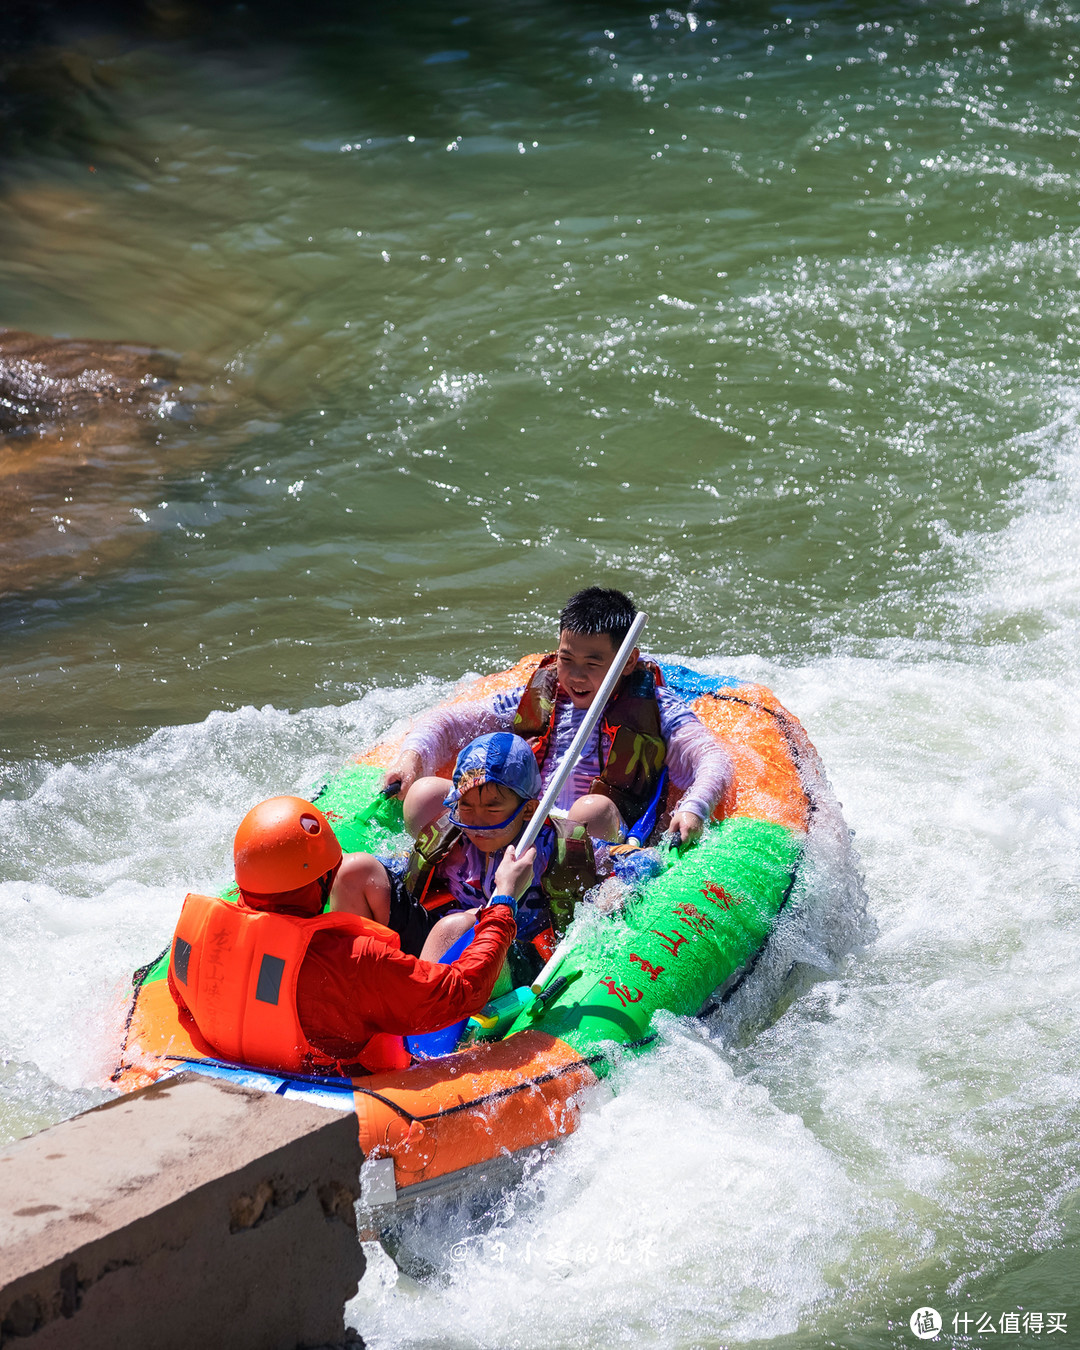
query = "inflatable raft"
xmin=113 ymin=656 xmax=819 ymax=1217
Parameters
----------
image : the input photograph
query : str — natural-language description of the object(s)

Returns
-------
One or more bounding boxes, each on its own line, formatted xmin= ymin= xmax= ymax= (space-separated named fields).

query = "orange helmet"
xmin=233 ymin=796 xmax=342 ymax=895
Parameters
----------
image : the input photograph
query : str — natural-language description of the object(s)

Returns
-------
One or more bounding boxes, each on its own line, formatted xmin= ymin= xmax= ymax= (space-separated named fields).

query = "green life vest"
xmin=512 ymin=652 xmax=667 ymax=824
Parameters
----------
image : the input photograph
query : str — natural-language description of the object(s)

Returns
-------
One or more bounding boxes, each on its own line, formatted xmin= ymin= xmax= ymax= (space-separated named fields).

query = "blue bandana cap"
xmin=443 ymin=732 xmax=542 ymax=806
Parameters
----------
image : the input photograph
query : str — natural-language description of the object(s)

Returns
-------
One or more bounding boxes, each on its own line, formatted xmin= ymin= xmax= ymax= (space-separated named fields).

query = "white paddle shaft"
xmin=515 ymin=611 xmax=648 ymax=855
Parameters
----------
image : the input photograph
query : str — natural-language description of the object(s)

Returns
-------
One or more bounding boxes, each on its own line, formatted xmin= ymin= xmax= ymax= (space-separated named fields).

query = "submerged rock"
xmin=0 ymin=328 xmax=203 ymax=599
xmin=0 ymin=328 xmax=181 ymax=434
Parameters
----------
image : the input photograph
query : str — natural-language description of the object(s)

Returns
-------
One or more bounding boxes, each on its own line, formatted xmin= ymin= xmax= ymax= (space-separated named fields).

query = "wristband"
xmin=486 ymin=892 xmax=518 ymax=916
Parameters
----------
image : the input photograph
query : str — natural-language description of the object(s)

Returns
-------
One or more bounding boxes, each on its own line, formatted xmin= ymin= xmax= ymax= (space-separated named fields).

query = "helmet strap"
xmin=317 ymin=863 xmax=340 ymax=907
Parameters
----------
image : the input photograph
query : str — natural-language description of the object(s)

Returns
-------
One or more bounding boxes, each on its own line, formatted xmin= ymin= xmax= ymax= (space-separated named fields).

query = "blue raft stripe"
xmin=171 ymin=1056 xmax=356 ymax=1101
xmin=656 ymin=663 xmax=743 ymax=700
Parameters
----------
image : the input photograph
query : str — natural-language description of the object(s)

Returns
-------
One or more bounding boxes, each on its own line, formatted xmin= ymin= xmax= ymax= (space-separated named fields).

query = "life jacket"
xmin=513 ymin=653 xmax=667 ymax=824
xmin=166 ymin=892 xmax=411 ymax=1076
xmin=403 ymin=814 xmax=597 ymax=935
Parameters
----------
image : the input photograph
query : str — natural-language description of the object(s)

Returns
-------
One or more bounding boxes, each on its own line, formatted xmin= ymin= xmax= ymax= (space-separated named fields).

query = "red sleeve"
xmin=298 ymin=906 xmax=516 ymax=1048
xmin=357 ymin=907 xmax=516 ymax=1035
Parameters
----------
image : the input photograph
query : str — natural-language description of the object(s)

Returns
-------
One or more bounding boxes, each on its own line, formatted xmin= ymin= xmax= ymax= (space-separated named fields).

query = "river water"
xmin=1 ymin=0 xmax=1078 ymax=1344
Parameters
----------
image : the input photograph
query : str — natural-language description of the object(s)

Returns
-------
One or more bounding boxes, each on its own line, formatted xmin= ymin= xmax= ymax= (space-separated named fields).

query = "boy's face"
xmin=453 ymin=781 xmax=535 ymax=854
xmin=556 ymin=629 xmax=639 ymax=709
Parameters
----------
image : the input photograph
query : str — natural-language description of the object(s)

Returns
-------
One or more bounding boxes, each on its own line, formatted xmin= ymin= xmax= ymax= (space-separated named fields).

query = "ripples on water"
xmin=4 ymin=0 xmax=1079 ymax=746
xmin=1 ymin=0 xmax=1079 ymax=1344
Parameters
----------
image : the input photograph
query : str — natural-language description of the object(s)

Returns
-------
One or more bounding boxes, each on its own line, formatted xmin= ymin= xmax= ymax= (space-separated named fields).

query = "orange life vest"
xmin=166 ymin=892 xmax=410 ymax=1075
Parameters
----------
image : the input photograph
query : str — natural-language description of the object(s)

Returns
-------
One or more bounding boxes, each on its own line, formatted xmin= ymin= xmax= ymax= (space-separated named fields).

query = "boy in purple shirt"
xmin=383 ymin=587 xmax=732 ymax=846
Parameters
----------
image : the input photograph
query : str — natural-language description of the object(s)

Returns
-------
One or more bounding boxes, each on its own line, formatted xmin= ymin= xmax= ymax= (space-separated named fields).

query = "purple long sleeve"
xmin=664 ymin=712 xmax=733 ymax=821
xmin=401 ymin=680 xmax=733 ymax=824
xmin=400 ymin=696 xmax=504 ymax=775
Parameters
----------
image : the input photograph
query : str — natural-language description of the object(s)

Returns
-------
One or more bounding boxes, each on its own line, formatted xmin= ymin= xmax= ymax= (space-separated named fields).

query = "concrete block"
xmin=0 ymin=1074 xmax=365 ymax=1350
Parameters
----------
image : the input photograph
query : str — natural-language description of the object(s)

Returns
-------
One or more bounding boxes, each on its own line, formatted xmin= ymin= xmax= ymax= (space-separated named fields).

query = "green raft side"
xmin=310 ymin=762 xmax=410 ymax=854
xmin=133 ymin=765 xmax=410 ymax=990
xmin=505 ymin=816 xmax=803 ymax=1064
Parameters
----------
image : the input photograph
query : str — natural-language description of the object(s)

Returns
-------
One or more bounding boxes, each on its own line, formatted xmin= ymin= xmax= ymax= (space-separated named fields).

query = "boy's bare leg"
xmin=421 ymin=911 xmax=513 ymax=996
xmin=420 ymin=909 xmax=476 ymax=960
xmin=403 ymin=776 xmax=454 ymax=837
xmin=567 ymin=793 xmax=625 ymax=842
xmin=328 ymin=852 xmax=392 ymax=925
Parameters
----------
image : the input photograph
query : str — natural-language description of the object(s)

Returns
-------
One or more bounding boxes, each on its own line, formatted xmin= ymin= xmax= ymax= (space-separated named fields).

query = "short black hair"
xmin=559 ymin=587 xmax=637 ymax=647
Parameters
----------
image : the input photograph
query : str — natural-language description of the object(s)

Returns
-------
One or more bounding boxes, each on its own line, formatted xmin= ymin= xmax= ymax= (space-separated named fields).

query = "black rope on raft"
xmin=352 ymin=1037 xmax=659 ymax=1126
xmin=700 ymin=690 xmax=819 ymax=818
xmin=131 ymin=944 xmax=171 ymax=991
xmin=397 ymin=1036 xmax=660 ymax=1123
xmin=354 ymin=1051 xmax=609 ymax=1125
xmin=111 ymin=942 xmax=173 ymax=1081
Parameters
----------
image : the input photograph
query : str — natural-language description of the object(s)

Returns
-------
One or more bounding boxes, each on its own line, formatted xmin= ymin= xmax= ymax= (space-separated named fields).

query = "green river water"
xmin=1 ymin=2 xmax=1078 ymax=1346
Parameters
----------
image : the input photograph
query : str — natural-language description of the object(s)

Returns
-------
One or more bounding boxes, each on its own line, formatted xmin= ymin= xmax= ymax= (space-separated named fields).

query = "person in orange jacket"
xmin=167 ymin=795 xmax=529 ymax=1076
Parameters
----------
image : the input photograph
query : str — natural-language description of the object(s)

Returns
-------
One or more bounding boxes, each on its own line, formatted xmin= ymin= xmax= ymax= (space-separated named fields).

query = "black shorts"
xmin=383 ymin=859 xmax=447 ymax=958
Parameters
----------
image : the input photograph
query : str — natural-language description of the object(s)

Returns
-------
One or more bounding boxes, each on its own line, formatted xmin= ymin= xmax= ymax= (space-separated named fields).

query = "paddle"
xmin=353 ymin=781 xmax=401 ymax=830
xmin=512 ymin=611 xmax=648 ymax=995
xmin=516 ymin=609 xmax=648 ymax=854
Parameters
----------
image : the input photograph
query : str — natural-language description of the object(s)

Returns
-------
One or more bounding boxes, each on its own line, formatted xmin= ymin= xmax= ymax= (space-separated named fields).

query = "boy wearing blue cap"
xmin=331 ymin=732 xmax=597 ymax=962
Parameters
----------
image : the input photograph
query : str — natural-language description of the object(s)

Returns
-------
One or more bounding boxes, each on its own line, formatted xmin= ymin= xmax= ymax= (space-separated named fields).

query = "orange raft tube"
xmin=115 ymin=977 xmax=605 ymax=1205
xmin=352 ymin=1032 xmax=602 ymax=1196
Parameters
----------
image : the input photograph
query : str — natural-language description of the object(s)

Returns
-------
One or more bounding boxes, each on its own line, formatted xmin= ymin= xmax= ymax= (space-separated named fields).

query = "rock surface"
xmin=0 ymin=328 xmax=201 ymax=599
xmin=0 ymin=328 xmax=180 ymax=435
xmin=0 ymin=1072 xmax=366 ymax=1349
